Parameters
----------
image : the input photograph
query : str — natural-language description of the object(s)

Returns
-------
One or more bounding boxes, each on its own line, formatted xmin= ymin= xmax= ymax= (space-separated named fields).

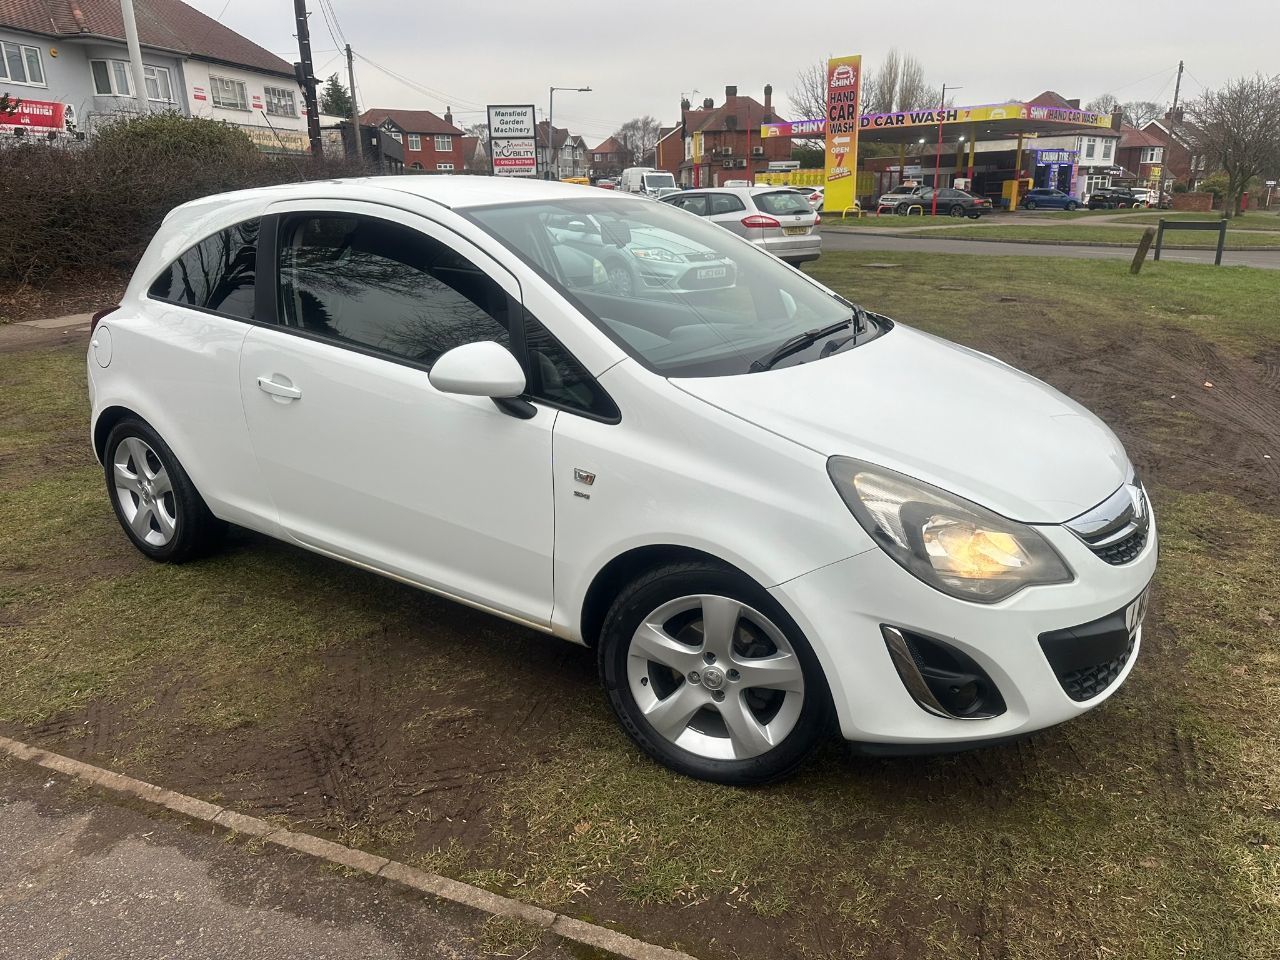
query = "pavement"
xmin=0 ymin=757 xmax=586 ymax=960
xmin=818 ymin=227 xmax=1280 ymax=269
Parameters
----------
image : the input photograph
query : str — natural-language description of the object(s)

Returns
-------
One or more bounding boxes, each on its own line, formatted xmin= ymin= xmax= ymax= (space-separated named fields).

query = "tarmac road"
xmin=819 ymin=229 xmax=1280 ymax=269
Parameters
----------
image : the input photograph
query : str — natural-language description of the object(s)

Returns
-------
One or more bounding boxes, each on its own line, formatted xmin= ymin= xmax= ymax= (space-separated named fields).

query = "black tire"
xmin=1066 ymin=201 xmax=1078 ymax=211
xmin=949 ymin=204 xmax=965 ymax=218
xmin=1025 ymin=200 xmax=1037 ymax=210
xmin=597 ymin=560 xmax=832 ymax=785
xmin=103 ymin=417 xmax=225 ymax=563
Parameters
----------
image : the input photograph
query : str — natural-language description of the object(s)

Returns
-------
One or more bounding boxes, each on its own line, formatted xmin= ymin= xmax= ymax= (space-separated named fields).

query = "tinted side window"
xmin=524 ymin=312 xmax=619 ymax=421
xmin=277 ymin=215 xmax=510 ymax=367
xmin=148 ymin=219 xmax=258 ymax=320
xmin=709 ymin=193 xmax=745 ymax=214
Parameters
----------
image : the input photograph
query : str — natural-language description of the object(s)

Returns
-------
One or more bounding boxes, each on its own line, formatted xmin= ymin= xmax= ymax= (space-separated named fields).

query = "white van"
xmin=621 ymin=167 xmax=678 ymax=198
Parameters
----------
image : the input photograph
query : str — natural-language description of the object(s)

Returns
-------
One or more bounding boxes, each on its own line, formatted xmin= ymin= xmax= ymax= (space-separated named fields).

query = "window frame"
xmin=0 ymin=40 xmax=45 ymax=86
xmin=263 ymin=85 xmax=297 ymax=117
xmin=252 ymin=207 xmax=619 ymax=423
xmin=407 ymin=133 xmax=421 ymax=151
xmin=210 ymin=75 xmax=249 ymax=110
xmin=436 ymin=162 xmax=455 ymax=171
xmin=434 ymin=134 xmax=452 ymax=151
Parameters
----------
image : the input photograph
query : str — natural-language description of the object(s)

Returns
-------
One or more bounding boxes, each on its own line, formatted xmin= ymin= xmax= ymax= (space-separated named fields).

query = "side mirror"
xmin=428 ymin=341 xmax=525 ymax=399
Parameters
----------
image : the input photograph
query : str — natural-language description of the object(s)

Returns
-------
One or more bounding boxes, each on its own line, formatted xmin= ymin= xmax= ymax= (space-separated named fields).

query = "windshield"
xmin=644 ymin=173 xmax=676 ymax=189
xmin=466 ymin=197 xmax=858 ymax=377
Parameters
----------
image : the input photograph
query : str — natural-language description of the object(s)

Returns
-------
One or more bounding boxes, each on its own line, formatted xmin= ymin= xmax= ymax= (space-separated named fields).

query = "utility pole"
xmin=345 ymin=43 xmax=362 ymax=161
xmin=931 ymin=83 xmax=959 ymax=217
xmin=292 ymin=0 xmax=322 ymax=157
xmin=1170 ymin=59 xmax=1184 ymax=121
xmin=118 ymin=0 xmax=149 ymax=114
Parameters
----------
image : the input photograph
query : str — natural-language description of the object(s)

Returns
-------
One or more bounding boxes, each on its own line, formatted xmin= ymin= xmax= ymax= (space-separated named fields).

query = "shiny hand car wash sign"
xmin=824 ymin=55 xmax=862 ymax=214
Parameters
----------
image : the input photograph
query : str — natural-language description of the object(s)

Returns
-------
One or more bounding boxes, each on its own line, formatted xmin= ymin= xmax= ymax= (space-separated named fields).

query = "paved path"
xmin=0 ymin=758 xmax=576 ymax=960
xmin=819 ymin=229 xmax=1280 ymax=269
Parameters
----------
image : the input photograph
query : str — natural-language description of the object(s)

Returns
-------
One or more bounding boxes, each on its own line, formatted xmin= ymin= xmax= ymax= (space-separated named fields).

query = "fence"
xmin=1154 ymin=218 xmax=1228 ymax=266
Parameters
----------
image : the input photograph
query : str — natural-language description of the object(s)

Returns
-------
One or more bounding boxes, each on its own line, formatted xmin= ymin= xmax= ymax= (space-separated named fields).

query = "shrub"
xmin=0 ymin=112 xmax=371 ymax=287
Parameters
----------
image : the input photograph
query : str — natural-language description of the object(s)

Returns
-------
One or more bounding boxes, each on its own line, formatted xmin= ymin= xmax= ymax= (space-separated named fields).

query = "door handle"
xmin=257 ymin=376 xmax=302 ymax=400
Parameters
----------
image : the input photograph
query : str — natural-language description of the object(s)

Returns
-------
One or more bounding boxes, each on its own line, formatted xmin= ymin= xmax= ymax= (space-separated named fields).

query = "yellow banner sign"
xmin=824 ymin=54 xmax=862 ymax=214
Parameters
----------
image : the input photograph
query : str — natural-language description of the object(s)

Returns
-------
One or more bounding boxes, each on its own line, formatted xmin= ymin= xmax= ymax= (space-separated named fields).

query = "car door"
xmin=707 ymin=192 xmax=750 ymax=237
xmin=239 ymin=201 xmax=556 ymax=626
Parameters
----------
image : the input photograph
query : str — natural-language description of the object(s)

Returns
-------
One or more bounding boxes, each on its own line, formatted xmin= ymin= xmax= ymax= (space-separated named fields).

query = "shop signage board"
xmin=764 ymin=100 xmax=1115 ymax=138
xmin=0 ymin=98 xmax=67 ymax=135
xmin=487 ymin=104 xmax=538 ymax=177
xmin=823 ymin=54 xmax=862 ymax=214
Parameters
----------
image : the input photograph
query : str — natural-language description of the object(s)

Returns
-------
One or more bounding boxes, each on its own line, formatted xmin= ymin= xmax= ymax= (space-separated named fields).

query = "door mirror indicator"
xmin=428 ymin=341 xmax=526 ymax=399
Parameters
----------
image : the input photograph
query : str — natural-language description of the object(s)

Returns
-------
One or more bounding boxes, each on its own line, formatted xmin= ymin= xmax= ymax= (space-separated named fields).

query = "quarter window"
xmin=523 ymin=312 xmax=618 ymax=420
xmin=264 ymin=86 xmax=296 ymax=117
xmin=407 ymin=133 xmax=421 ymax=150
xmin=434 ymin=134 xmax=452 ymax=151
xmin=210 ymin=76 xmax=248 ymax=110
xmin=147 ymin=220 xmax=259 ymax=320
xmin=0 ymin=41 xmax=44 ymax=85
xmin=276 ymin=215 xmax=511 ymax=368
xmin=709 ymin=193 xmax=746 ymax=215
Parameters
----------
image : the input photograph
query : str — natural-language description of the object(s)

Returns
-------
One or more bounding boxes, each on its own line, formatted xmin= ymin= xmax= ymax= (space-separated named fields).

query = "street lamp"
xmin=548 ymin=85 xmax=592 ymax=179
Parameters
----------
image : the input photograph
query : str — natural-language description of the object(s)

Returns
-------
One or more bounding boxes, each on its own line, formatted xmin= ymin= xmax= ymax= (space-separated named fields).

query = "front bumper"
xmin=769 ymin=513 xmax=1157 ymax=746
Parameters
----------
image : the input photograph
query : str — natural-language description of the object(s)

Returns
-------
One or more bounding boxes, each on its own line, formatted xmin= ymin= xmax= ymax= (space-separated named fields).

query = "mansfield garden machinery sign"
xmin=487 ymin=104 xmax=537 ymax=177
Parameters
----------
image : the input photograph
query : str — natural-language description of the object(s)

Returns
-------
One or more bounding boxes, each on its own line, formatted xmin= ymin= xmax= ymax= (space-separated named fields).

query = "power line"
xmin=353 ymin=52 xmax=486 ymax=111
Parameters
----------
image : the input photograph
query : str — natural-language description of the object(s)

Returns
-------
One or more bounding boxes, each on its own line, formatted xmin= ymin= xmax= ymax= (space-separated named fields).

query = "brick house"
xmin=653 ymin=125 xmax=680 ymax=177
xmin=359 ymin=107 xmax=465 ymax=173
xmin=590 ymin=135 xmax=628 ymax=180
xmin=1141 ymin=113 xmax=1211 ymax=191
xmin=676 ymin=85 xmax=789 ymax=188
xmin=1115 ymin=123 xmax=1167 ymax=189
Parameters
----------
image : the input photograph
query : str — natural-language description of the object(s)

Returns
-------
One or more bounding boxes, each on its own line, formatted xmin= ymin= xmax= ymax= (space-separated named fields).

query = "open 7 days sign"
xmin=487 ymin=104 xmax=538 ymax=177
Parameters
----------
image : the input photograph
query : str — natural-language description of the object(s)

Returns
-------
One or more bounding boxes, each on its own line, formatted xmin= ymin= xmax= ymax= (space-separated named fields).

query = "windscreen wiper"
xmin=749 ymin=317 xmax=854 ymax=372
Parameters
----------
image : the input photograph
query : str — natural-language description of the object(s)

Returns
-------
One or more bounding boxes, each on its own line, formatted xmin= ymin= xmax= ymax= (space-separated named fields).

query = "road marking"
xmin=0 ymin=733 xmax=697 ymax=960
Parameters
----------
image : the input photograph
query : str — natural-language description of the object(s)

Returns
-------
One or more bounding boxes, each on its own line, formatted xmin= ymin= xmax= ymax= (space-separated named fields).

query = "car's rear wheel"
xmin=104 ymin=418 xmax=225 ymax=563
xmin=598 ymin=561 xmax=830 ymax=784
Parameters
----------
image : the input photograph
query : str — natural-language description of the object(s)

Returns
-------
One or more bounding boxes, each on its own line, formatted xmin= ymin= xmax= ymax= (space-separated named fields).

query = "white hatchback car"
xmin=88 ymin=177 xmax=1156 ymax=784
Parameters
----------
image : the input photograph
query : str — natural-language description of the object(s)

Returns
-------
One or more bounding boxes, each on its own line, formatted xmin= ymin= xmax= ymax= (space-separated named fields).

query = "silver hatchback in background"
xmin=661 ymin=186 xmax=821 ymax=266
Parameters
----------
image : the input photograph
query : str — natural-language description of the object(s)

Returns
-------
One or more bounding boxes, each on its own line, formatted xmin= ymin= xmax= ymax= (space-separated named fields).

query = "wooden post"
xmin=1214 ymin=220 xmax=1227 ymax=266
xmin=1132 ymin=226 xmax=1157 ymax=274
xmin=1154 ymin=219 xmax=1165 ymax=260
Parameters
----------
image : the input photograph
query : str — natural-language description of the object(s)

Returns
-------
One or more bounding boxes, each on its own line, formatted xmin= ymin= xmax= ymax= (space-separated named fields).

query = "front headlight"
xmin=631 ymin=247 xmax=682 ymax=262
xmin=828 ymin=457 xmax=1073 ymax=603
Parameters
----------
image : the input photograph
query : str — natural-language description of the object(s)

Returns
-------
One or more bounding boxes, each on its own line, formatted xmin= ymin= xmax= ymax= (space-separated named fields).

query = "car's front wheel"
xmin=604 ymin=258 xmax=635 ymax=297
xmin=598 ymin=561 xmax=830 ymax=784
xmin=949 ymin=204 xmax=965 ymax=218
xmin=104 ymin=418 xmax=225 ymax=563
xmin=1066 ymin=201 xmax=1078 ymax=211
xmin=1025 ymin=200 xmax=1037 ymax=210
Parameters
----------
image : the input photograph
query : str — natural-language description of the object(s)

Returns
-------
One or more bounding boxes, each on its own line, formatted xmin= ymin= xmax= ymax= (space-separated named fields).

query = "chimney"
xmin=445 ymin=106 xmax=453 ymax=126
xmin=681 ymin=97 xmax=691 ymax=112
xmin=725 ymin=85 xmax=737 ymax=99
xmin=1067 ymin=98 xmax=1080 ymax=108
xmin=702 ymin=97 xmax=714 ymax=109
xmin=764 ymin=84 xmax=772 ymax=112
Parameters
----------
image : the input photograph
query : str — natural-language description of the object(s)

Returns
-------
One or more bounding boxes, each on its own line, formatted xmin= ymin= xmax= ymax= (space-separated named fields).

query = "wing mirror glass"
xmin=428 ymin=341 xmax=526 ymax=399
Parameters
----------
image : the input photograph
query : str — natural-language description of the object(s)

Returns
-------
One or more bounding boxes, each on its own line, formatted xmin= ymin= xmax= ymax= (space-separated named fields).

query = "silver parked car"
xmin=660 ymin=187 xmax=821 ymax=265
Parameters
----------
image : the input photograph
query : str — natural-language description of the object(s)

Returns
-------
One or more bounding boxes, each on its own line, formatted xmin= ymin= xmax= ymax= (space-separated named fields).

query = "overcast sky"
xmin=189 ymin=0 xmax=1275 ymax=144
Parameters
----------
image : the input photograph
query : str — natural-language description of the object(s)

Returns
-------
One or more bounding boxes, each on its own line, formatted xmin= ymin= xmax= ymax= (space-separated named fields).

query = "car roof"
xmin=171 ymin=175 xmax=618 ymax=216
xmin=675 ymin=185 xmax=806 ymax=196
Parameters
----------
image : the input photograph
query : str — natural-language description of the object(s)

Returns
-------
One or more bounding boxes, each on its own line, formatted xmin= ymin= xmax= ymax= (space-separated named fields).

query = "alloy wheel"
xmin=608 ymin=264 xmax=634 ymax=297
xmin=626 ymin=594 xmax=805 ymax=760
xmin=112 ymin=437 xmax=178 ymax=547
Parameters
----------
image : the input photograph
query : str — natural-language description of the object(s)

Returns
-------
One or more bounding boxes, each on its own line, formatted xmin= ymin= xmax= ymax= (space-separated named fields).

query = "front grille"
xmin=1057 ymin=633 xmax=1136 ymax=701
xmin=685 ymin=251 xmax=720 ymax=262
xmin=1090 ymin=526 xmax=1147 ymax=566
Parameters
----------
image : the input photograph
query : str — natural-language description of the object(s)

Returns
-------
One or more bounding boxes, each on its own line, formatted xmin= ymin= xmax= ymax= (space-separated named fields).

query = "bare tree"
xmin=787 ymin=59 xmax=829 ymax=124
xmin=1188 ymin=73 xmax=1280 ymax=216
xmin=1085 ymin=93 xmax=1119 ymax=115
xmin=614 ymin=116 xmax=662 ymax=166
xmin=1122 ymin=100 xmax=1162 ymax=128
xmin=787 ymin=49 xmax=941 ymax=123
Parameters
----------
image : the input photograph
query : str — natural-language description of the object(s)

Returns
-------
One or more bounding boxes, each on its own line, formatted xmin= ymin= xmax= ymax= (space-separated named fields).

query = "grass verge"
xmin=895 ymin=224 xmax=1280 ymax=248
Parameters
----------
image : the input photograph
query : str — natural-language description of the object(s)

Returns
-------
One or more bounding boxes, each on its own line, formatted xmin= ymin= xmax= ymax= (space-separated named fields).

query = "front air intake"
xmin=882 ymin=626 xmax=1006 ymax=720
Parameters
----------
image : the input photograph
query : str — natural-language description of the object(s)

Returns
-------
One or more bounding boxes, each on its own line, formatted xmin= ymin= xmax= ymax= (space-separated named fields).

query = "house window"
xmin=0 ymin=41 xmax=45 ymax=86
xmin=436 ymin=162 xmax=455 ymax=171
xmin=407 ymin=134 xmax=421 ymax=150
xmin=210 ymin=76 xmax=248 ymax=110
xmin=91 ymin=59 xmax=133 ymax=97
xmin=434 ymin=134 xmax=452 ymax=151
xmin=1141 ymin=146 xmax=1164 ymax=164
xmin=1102 ymin=140 xmax=1113 ymax=161
xmin=264 ymin=86 xmax=297 ymax=117
xmin=1084 ymin=137 xmax=1096 ymax=160
xmin=388 ymin=130 xmax=402 ymax=143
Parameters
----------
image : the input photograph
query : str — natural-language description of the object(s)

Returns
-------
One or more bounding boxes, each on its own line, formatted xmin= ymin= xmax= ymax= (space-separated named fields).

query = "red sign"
xmin=493 ymin=157 xmax=536 ymax=169
xmin=193 ymin=86 xmax=207 ymax=101
xmin=1 ymin=98 xmax=66 ymax=132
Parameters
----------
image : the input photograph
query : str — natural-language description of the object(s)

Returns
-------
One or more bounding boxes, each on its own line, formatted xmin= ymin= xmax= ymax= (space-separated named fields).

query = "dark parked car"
xmin=1087 ymin=187 xmax=1142 ymax=210
xmin=1020 ymin=188 xmax=1080 ymax=211
xmin=905 ymin=187 xmax=994 ymax=218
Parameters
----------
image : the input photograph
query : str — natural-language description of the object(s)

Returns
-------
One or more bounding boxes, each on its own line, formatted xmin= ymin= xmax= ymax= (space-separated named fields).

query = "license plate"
xmin=784 ymin=226 xmax=809 ymax=236
xmin=1125 ymin=587 xmax=1151 ymax=635
xmin=696 ymin=266 xmax=727 ymax=280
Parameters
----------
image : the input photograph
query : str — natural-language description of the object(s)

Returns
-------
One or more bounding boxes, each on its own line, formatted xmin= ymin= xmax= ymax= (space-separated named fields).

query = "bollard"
xmin=1131 ymin=226 xmax=1157 ymax=274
